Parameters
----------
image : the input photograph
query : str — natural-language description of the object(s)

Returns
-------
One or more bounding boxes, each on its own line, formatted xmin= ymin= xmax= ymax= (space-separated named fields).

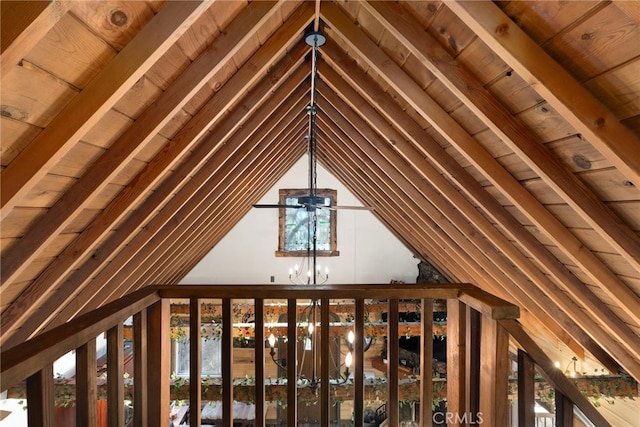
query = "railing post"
xmin=479 ymin=316 xmax=509 ymax=426
xmin=133 ymin=310 xmax=148 ymax=427
xmin=419 ymin=298 xmax=433 ymax=426
xmin=354 ymin=298 xmax=365 ymax=427
xmin=255 ymin=298 xmax=265 ymax=427
xmin=320 ymin=298 xmax=330 ymax=427
xmin=107 ymin=323 xmax=125 ymax=427
xmin=77 ymin=338 xmax=98 ymax=426
xmin=190 ymin=298 xmax=202 ymax=427
xmin=147 ymin=299 xmax=170 ymax=426
xmin=222 ymin=298 xmax=233 ymax=427
xmin=26 ymin=363 xmax=54 ymax=426
xmin=446 ymin=299 xmax=467 ymax=426
xmin=555 ymin=392 xmax=574 ymax=427
xmin=387 ymin=298 xmax=399 ymax=425
xmin=287 ymin=298 xmax=297 ymax=425
xmin=517 ymin=349 xmax=535 ymax=427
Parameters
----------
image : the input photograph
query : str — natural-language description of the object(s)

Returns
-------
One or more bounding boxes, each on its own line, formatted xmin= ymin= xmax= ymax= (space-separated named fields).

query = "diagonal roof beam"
xmin=41 ymin=76 xmax=309 ymax=336
xmin=320 ymin=37 xmax=636 ymax=373
xmin=321 ymin=2 xmax=640 ymax=327
xmin=364 ymin=0 xmax=640 ymax=272
xmin=1 ymin=49 xmax=310 ymax=347
xmin=96 ymin=98 xmax=308 ymax=303
xmin=445 ymin=0 xmax=640 ymax=187
xmin=317 ymin=130 xmax=470 ymax=283
xmin=0 ymin=0 xmax=212 ymax=217
xmin=1 ymin=0 xmax=71 ymax=78
xmin=317 ymin=126 xmax=594 ymax=369
xmin=0 ymin=5 xmax=312 ymax=341
xmin=316 ymin=77 xmax=627 ymax=374
xmin=129 ymin=120 xmax=307 ymax=291
xmin=0 ymin=0 xmax=288 ymax=289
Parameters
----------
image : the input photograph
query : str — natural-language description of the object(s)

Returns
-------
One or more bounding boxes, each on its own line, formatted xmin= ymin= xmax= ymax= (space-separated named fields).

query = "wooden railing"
xmin=0 ymin=283 xmax=614 ymax=426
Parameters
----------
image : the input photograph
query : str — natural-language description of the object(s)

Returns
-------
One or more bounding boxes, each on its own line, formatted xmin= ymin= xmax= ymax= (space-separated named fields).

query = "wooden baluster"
xmin=419 ymin=298 xmax=433 ymax=426
xmin=518 ymin=350 xmax=535 ymax=427
xmin=287 ymin=298 xmax=297 ymax=426
xmin=222 ymin=298 xmax=233 ymax=427
xmin=479 ymin=316 xmax=509 ymax=426
xmin=147 ymin=299 xmax=170 ymax=426
xmin=77 ymin=338 xmax=98 ymax=427
xmin=107 ymin=323 xmax=125 ymax=427
xmin=446 ymin=300 xmax=467 ymax=426
xmin=468 ymin=307 xmax=481 ymax=422
xmin=320 ymin=298 xmax=330 ymax=426
xmin=255 ymin=298 xmax=265 ymax=427
xmin=354 ymin=298 xmax=365 ymax=427
xmin=555 ymin=392 xmax=574 ymax=427
xmin=190 ymin=298 xmax=202 ymax=427
xmin=133 ymin=311 xmax=148 ymax=427
xmin=26 ymin=364 xmax=54 ymax=426
xmin=387 ymin=298 xmax=399 ymax=425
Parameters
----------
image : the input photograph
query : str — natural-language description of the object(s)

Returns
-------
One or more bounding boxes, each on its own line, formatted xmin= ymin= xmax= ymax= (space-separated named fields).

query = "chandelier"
xmin=266 ymin=299 xmax=353 ymax=394
xmin=264 ymin=31 xmax=355 ymax=394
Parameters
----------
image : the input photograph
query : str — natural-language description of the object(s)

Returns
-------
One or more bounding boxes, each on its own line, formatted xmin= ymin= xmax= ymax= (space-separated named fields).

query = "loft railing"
xmin=0 ymin=283 xmax=613 ymax=426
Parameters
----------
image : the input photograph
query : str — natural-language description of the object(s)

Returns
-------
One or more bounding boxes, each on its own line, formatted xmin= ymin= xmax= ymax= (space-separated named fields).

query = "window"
xmin=276 ymin=188 xmax=338 ymax=257
xmin=174 ymin=337 xmax=221 ymax=377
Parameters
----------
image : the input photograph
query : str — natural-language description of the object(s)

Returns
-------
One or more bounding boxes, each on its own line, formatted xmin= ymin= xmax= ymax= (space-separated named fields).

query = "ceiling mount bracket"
xmin=305 ymin=31 xmax=326 ymax=48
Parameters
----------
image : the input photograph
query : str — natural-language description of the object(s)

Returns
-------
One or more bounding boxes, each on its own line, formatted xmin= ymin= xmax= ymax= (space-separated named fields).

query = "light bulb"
xmin=345 ymin=352 xmax=352 ymax=368
xmin=308 ymin=323 xmax=314 ymax=334
xmin=294 ymin=264 xmax=299 ymax=273
xmin=268 ymin=333 xmax=276 ymax=348
xmin=554 ymin=361 xmax=560 ymax=369
xmin=347 ymin=330 xmax=355 ymax=344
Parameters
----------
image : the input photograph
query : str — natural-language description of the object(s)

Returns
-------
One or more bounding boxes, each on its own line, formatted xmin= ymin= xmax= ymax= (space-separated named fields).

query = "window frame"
xmin=275 ymin=188 xmax=339 ymax=257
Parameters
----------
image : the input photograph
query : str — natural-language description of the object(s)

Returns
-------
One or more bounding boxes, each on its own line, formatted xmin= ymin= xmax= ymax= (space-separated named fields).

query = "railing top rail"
xmin=1 ymin=288 xmax=160 ymax=390
xmin=151 ymin=283 xmax=519 ymax=320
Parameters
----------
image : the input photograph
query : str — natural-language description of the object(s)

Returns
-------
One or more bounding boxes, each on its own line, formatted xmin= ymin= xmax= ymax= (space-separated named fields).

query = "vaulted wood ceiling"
xmin=1 ymin=0 xmax=639 ymax=381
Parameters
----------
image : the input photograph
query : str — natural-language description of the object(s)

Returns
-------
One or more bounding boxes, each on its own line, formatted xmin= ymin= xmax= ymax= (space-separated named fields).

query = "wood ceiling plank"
xmin=322 ymin=2 xmax=640 ymax=330
xmin=24 ymin=12 xmax=118 ymax=88
xmin=0 ymin=0 xmax=71 ymax=78
xmin=318 ymin=46 xmax=638 ymax=373
xmin=316 ymin=84 xmax=624 ymax=374
xmin=445 ymin=1 xmax=640 ymax=190
xmin=0 ymin=1 xmax=286 ymax=293
xmin=0 ymin=0 xmax=212 ymax=218
xmin=365 ymin=0 xmax=640 ymax=302
xmin=0 ymin=38 xmax=310 ymax=345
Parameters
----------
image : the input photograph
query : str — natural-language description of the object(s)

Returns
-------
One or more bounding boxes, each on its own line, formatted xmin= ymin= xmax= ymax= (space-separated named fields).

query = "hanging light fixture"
xmin=263 ymin=32 xmax=358 ymax=394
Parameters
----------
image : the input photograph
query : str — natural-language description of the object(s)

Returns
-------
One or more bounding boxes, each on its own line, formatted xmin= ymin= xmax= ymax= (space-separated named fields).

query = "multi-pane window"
xmin=276 ymin=188 xmax=338 ymax=257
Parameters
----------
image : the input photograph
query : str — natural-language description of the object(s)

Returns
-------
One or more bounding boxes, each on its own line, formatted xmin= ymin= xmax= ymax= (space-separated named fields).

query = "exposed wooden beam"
xmin=0 ymin=0 xmax=212 ymax=217
xmin=76 ymin=111 xmax=305 ymax=316
xmin=0 ymin=0 xmax=289 ymax=292
xmin=316 ymin=63 xmax=626 ymax=373
xmin=501 ymin=319 xmax=612 ymax=426
xmin=364 ymin=0 xmax=640 ymax=274
xmin=445 ymin=1 xmax=640 ymax=187
xmin=107 ymin=111 xmax=307 ymax=299
xmin=2 ymin=42 xmax=310 ymax=345
xmin=321 ymin=3 xmax=640 ymax=360
xmin=1 ymin=0 xmax=71 ymax=78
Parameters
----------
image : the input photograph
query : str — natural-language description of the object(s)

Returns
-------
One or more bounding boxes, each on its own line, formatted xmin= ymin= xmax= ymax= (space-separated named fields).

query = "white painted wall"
xmin=180 ymin=155 xmax=418 ymax=285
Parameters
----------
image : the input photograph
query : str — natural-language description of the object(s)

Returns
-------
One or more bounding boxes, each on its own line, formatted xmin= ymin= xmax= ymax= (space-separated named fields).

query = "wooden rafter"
xmin=445 ymin=1 xmax=640 ymax=187
xmin=0 ymin=1 xmax=213 ymax=218
xmin=364 ymin=0 xmax=640 ymax=274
